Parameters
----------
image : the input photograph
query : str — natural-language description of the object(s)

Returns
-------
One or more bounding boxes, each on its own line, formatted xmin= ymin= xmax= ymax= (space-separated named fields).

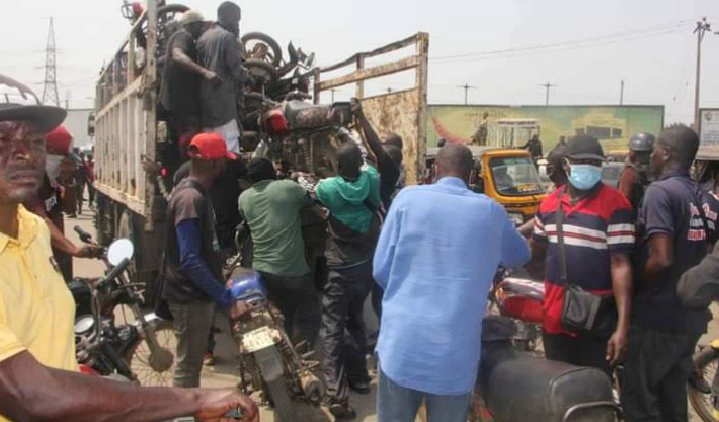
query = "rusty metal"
xmin=311 ymin=33 xmax=430 ymax=185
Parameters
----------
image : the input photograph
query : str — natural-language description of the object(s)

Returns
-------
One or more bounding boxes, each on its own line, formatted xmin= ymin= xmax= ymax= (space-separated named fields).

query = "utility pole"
xmin=42 ymin=17 xmax=60 ymax=106
xmin=330 ymin=88 xmax=339 ymax=102
xmin=65 ymin=90 xmax=71 ymax=109
xmin=539 ymin=81 xmax=558 ymax=106
xmin=457 ymin=83 xmax=477 ymax=105
xmin=620 ymin=80 xmax=625 ymax=106
xmin=386 ymin=87 xmax=393 ymax=94
xmin=693 ymin=18 xmax=717 ymax=128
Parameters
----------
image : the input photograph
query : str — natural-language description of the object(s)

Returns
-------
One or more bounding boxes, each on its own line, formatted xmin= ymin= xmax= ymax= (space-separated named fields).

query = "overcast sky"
xmin=2 ymin=0 xmax=718 ymax=123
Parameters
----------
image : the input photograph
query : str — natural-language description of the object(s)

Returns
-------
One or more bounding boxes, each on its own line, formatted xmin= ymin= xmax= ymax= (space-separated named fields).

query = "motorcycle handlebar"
xmin=96 ymin=258 xmax=131 ymax=291
xmin=74 ymin=226 xmax=94 ymax=244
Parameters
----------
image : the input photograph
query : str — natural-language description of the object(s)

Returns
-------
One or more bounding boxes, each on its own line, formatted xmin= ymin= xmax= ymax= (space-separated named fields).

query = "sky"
xmin=2 ymin=0 xmax=719 ymax=124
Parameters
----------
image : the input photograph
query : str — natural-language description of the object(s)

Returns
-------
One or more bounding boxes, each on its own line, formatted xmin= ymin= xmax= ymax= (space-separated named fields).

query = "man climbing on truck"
xmin=159 ymin=9 xmax=218 ymax=175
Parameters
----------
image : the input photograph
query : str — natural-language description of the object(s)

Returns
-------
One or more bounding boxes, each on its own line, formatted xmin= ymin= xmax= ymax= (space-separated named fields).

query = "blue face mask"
xmin=568 ymin=164 xmax=602 ymax=190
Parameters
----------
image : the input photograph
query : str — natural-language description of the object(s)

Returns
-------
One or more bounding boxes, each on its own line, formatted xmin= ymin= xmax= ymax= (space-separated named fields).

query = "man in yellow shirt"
xmin=0 ymin=75 xmax=258 ymax=421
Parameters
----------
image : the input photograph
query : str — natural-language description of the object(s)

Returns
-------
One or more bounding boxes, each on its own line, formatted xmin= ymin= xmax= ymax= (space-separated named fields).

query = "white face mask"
xmin=46 ymin=154 xmax=64 ymax=182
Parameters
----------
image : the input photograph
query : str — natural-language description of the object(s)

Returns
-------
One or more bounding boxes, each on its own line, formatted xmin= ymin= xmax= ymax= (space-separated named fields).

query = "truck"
xmin=91 ymin=0 xmax=430 ymax=301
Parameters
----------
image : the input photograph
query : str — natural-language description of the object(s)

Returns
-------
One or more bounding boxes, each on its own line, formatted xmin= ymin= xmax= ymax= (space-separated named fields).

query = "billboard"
xmin=427 ymin=105 xmax=665 ymax=153
xmin=699 ymin=109 xmax=719 ymax=147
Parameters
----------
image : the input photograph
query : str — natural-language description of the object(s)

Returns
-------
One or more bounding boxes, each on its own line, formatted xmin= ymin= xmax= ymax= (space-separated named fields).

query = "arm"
xmin=607 ymin=253 xmax=632 ymax=364
xmin=24 ymin=197 xmax=97 ymax=258
xmin=172 ymin=48 xmax=218 ymax=82
xmin=617 ymin=167 xmax=635 ymax=198
xmin=176 ymin=219 xmax=233 ymax=308
xmin=224 ymin=35 xmax=245 ymax=80
xmin=372 ymin=200 xmax=403 ymax=289
xmin=638 ymin=185 xmax=674 ymax=283
xmin=643 ymin=233 xmax=674 ymax=281
xmin=526 ymin=214 xmax=549 ymax=278
xmin=0 ymin=351 xmax=258 ymax=422
xmin=498 ymin=207 xmax=531 ymax=268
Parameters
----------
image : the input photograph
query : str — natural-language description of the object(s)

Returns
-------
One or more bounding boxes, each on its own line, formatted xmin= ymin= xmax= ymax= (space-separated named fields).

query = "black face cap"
xmin=565 ymin=134 xmax=606 ymax=161
xmin=0 ymin=74 xmax=66 ymax=132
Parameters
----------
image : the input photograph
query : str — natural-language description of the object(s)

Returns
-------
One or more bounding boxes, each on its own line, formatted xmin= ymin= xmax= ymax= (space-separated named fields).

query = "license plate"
xmin=241 ymin=327 xmax=276 ymax=352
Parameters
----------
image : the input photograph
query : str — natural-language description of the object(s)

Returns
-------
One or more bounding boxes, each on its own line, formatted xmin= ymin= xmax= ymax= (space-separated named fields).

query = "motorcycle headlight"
xmin=508 ymin=212 xmax=524 ymax=226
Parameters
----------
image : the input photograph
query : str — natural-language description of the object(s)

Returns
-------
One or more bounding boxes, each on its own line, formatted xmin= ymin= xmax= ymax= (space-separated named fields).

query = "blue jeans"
xmin=377 ymin=365 xmax=471 ymax=422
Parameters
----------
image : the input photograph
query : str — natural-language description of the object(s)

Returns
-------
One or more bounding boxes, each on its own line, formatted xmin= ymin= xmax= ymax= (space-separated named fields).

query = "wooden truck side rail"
xmin=93 ymin=1 xmax=159 ymax=224
xmin=312 ymin=32 xmax=429 ymax=185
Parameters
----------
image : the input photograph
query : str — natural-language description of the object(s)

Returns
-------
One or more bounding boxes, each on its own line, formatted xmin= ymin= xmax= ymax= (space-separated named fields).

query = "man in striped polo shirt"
xmin=531 ymin=135 xmax=635 ymax=375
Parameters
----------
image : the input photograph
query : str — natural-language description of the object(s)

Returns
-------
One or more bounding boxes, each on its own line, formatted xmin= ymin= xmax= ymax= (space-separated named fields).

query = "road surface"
xmin=68 ymin=211 xmax=714 ymax=421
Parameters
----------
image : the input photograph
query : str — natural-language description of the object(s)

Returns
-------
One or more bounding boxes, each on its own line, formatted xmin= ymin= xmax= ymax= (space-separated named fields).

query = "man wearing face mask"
xmin=529 ymin=135 xmax=634 ymax=376
xmin=24 ymin=125 xmax=100 ymax=281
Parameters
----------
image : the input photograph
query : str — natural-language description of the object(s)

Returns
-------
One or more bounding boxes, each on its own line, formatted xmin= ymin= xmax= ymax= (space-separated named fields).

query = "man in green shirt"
xmin=238 ymin=157 xmax=318 ymax=346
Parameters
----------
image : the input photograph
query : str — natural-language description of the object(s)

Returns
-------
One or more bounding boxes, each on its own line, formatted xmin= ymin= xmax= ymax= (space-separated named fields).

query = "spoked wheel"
xmin=242 ymin=32 xmax=283 ymax=66
xmin=126 ymin=323 xmax=176 ymax=387
xmin=689 ymin=347 xmax=719 ymax=421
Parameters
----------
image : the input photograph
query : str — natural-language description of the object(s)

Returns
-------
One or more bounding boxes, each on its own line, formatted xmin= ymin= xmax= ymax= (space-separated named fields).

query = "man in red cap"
xmin=24 ymin=124 xmax=100 ymax=281
xmin=161 ymin=131 xmax=242 ymax=388
xmin=0 ymin=74 xmax=258 ymax=422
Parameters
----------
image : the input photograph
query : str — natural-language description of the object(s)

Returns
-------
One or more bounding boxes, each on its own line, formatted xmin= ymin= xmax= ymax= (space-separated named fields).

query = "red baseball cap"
xmin=187 ymin=132 xmax=238 ymax=160
xmin=46 ymin=125 xmax=73 ymax=155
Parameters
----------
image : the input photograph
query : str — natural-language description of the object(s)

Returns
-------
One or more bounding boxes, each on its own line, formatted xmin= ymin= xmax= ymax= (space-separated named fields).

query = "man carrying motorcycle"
xmin=0 ymin=74 xmax=258 ymax=422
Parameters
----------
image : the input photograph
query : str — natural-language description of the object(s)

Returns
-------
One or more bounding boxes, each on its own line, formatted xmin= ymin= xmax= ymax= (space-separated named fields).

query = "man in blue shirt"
xmin=373 ymin=144 xmax=530 ymax=422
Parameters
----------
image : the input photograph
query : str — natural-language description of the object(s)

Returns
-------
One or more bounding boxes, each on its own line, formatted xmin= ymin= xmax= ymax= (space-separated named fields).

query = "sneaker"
xmin=203 ymin=353 xmax=216 ymax=366
xmin=328 ymin=402 xmax=356 ymax=420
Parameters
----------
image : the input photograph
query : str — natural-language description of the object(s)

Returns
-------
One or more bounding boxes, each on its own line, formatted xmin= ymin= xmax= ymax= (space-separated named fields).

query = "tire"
xmin=689 ymin=346 xmax=719 ymax=422
xmin=245 ymin=59 xmax=279 ymax=89
xmin=254 ymin=347 xmax=296 ymax=422
xmin=125 ymin=321 xmax=175 ymax=387
xmin=242 ymin=32 xmax=283 ymax=66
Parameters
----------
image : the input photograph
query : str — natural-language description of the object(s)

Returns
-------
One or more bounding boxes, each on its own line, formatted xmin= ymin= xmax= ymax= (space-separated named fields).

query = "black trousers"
xmin=543 ymin=331 xmax=611 ymax=376
xmin=321 ymin=262 xmax=372 ymax=404
xmin=621 ymin=326 xmax=701 ymax=422
xmin=260 ymin=272 xmax=320 ymax=348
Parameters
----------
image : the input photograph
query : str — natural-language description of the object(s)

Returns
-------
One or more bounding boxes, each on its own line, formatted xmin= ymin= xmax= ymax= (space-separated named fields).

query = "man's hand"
xmin=606 ymin=327 xmax=628 ymax=366
xmin=350 ymin=98 xmax=364 ymax=119
xmin=73 ymin=244 xmax=102 ymax=259
xmin=194 ymin=389 xmax=259 ymax=422
xmin=204 ymin=70 xmax=221 ymax=84
xmin=141 ymin=157 xmax=161 ymax=177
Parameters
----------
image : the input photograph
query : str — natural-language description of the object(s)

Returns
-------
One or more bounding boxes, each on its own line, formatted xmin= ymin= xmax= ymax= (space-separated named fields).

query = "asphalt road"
xmin=68 ymin=210 xmax=715 ymax=422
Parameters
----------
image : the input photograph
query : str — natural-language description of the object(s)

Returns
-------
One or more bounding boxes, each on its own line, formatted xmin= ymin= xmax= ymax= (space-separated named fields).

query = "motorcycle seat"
xmin=480 ymin=344 xmax=616 ymax=421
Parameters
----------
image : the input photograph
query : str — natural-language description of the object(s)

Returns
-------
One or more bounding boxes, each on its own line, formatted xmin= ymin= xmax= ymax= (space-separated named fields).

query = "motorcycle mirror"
xmin=107 ymin=239 xmax=134 ymax=266
xmin=305 ymin=52 xmax=315 ymax=69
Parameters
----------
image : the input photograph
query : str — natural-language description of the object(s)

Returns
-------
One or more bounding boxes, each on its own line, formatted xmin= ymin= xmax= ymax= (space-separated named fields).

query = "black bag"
xmin=556 ymin=201 xmax=617 ymax=337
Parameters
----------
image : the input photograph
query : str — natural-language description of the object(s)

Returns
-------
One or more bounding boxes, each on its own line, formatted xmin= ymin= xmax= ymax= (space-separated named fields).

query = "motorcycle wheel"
xmin=688 ymin=346 xmax=719 ymax=422
xmin=125 ymin=321 xmax=176 ymax=387
xmin=241 ymin=32 xmax=283 ymax=67
xmin=245 ymin=59 xmax=279 ymax=92
xmin=254 ymin=347 xmax=297 ymax=422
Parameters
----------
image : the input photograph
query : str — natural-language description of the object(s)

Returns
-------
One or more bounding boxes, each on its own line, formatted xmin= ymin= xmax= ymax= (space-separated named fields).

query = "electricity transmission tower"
xmin=42 ymin=17 xmax=60 ymax=107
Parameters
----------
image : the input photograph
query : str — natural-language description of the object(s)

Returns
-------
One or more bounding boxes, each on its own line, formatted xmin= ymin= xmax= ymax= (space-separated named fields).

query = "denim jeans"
xmin=377 ymin=365 xmax=471 ymax=422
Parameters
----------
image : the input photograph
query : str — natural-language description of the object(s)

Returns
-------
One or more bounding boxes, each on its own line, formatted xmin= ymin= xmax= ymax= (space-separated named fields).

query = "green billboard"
xmin=427 ymin=105 xmax=665 ymax=153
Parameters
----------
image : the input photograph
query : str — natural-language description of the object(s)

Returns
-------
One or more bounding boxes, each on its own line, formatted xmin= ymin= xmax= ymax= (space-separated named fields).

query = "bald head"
xmin=435 ymin=144 xmax=473 ymax=183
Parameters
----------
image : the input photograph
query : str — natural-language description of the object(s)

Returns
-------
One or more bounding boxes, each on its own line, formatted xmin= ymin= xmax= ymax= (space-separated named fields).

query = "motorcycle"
xmin=227 ymin=268 xmax=327 ymax=422
xmin=487 ymin=269 xmax=544 ymax=352
xmin=71 ymin=227 xmax=175 ymax=386
xmin=688 ymin=341 xmax=719 ymax=421
xmin=242 ymin=92 xmax=353 ymax=176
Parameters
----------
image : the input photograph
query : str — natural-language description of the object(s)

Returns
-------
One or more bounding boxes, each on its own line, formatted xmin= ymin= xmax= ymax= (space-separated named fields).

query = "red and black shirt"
xmin=533 ymin=183 xmax=635 ymax=335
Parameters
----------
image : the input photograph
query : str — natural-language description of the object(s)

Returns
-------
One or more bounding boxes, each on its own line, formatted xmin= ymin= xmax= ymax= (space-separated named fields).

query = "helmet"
xmin=628 ymin=132 xmax=655 ymax=152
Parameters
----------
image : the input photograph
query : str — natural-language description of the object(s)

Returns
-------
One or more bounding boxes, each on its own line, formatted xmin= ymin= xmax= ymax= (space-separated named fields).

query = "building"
xmin=64 ymin=108 xmax=94 ymax=151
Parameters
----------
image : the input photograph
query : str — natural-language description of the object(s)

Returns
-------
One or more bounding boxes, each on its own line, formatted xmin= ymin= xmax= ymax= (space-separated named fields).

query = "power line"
xmin=430 ymin=20 xmax=694 ymax=64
